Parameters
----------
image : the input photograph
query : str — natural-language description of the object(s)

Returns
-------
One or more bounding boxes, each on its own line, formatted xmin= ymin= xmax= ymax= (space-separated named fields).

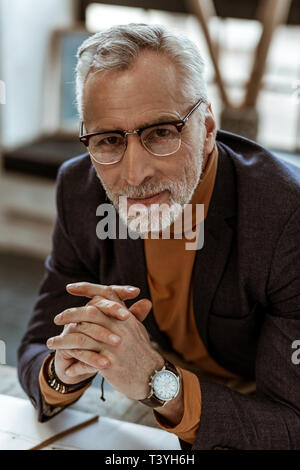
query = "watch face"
xmin=153 ymin=370 xmax=179 ymax=401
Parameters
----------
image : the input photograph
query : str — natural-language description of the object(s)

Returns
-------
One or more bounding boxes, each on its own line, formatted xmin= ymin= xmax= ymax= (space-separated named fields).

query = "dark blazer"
xmin=18 ymin=130 xmax=300 ymax=450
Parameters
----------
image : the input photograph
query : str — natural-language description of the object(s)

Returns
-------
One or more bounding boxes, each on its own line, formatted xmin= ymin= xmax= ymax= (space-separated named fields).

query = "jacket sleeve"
xmin=17 ymin=162 xmax=99 ymax=422
xmin=192 ymin=205 xmax=300 ymax=450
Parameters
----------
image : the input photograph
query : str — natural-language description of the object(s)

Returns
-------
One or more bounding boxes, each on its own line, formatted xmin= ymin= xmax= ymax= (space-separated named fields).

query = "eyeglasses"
xmin=79 ymin=98 xmax=205 ymax=165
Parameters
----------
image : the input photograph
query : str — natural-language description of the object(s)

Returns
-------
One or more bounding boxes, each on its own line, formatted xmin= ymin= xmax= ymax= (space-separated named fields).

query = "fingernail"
xmin=109 ymin=334 xmax=120 ymax=344
xmin=127 ymin=286 xmax=138 ymax=291
xmin=47 ymin=338 xmax=53 ymax=346
xmin=54 ymin=314 xmax=61 ymax=323
xmin=118 ymin=308 xmax=129 ymax=318
xmin=67 ymin=283 xmax=80 ymax=289
xmin=98 ymin=358 xmax=108 ymax=367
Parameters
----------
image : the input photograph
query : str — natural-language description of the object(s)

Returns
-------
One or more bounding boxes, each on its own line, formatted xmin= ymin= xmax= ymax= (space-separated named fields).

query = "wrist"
xmin=139 ymin=358 xmax=181 ymax=408
xmin=154 ymin=365 xmax=183 ymax=409
xmin=153 ymin=368 xmax=184 ymax=426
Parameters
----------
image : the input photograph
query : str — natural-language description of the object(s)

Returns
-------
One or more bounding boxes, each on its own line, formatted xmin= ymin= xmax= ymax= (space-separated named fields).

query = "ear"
xmin=203 ymin=103 xmax=217 ymax=157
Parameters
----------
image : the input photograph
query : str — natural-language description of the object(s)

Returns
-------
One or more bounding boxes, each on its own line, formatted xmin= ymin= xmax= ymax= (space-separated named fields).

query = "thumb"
xmin=129 ymin=298 xmax=152 ymax=322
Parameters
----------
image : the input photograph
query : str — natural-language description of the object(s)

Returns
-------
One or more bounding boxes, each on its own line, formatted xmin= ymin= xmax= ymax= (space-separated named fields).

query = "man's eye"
xmin=154 ymin=128 xmax=170 ymax=138
xmin=102 ymin=136 xmax=121 ymax=145
xmin=95 ymin=135 xmax=123 ymax=147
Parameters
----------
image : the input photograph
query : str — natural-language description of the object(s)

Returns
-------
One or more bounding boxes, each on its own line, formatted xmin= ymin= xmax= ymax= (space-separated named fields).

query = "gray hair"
xmin=75 ymin=23 xmax=208 ymax=120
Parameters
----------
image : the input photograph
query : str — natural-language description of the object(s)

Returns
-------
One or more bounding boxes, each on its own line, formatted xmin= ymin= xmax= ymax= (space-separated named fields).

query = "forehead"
xmin=82 ymin=51 xmax=186 ymax=128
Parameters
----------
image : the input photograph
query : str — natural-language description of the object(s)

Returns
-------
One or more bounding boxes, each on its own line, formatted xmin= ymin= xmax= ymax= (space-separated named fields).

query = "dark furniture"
xmin=77 ymin=0 xmax=300 ymax=23
xmin=3 ymin=136 xmax=86 ymax=180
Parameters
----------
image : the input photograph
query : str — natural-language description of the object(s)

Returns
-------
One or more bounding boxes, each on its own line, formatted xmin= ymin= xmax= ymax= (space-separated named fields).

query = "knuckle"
xmin=77 ymin=334 xmax=86 ymax=347
xmin=95 ymin=298 xmax=108 ymax=309
xmin=64 ymin=324 xmax=74 ymax=334
xmin=93 ymin=326 xmax=104 ymax=342
xmin=103 ymin=299 xmax=117 ymax=312
xmin=86 ymin=306 xmax=97 ymax=320
xmin=111 ymin=301 xmax=122 ymax=313
xmin=101 ymin=299 xmax=121 ymax=314
xmin=106 ymin=286 xmax=114 ymax=298
xmin=116 ymin=323 xmax=126 ymax=337
xmin=76 ymin=321 xmax=86 ymax=332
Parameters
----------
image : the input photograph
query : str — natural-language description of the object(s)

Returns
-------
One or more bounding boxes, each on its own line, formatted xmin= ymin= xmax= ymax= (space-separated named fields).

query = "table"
xmin=0 ymin=364 xmax=161 ymax=429
xmin=0 ymin=365 xmax=181 ymax=450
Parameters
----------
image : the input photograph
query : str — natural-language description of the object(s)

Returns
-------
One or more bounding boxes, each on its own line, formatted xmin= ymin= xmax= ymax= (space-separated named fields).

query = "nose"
xmin=120 ymin=133 xmax=155 ymax=187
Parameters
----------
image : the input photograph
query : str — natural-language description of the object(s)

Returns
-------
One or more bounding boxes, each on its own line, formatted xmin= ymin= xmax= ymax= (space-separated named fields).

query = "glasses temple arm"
xmin=79 ymin=121 xmax=84 ymax=137
xmin=183 ymin=99 xmax=205 ymax=123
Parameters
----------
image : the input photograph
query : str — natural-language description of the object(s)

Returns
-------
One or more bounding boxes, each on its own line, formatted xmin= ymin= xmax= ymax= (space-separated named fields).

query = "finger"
xmin=67 ymin=349 xmax=110 ymax=370
xmin=46 ymin=332 xmax=102 ymax=351
xmin=54 ymin=303 xmax=129 ymax=326
xmin=110 ymin=285 xmax=141 ymax=301
xmin=67 ymin=321 xmax=121 ymax=346
xmin=65 ymin=360 xmax=98 ymax=377
xmin=54 ymin=306 xmax=99 ymax=325
xmin=66 ymin=282 xmax=140 ymax=302
xmin=87 ymin=298 xmax=131 ymax=320
xmin=129 ymin=299 xmax=152 ymax=322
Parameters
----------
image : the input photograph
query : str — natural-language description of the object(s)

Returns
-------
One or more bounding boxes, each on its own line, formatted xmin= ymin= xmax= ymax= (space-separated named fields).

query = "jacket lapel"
xmin=192 ymin=140 xmax=237 ymax=348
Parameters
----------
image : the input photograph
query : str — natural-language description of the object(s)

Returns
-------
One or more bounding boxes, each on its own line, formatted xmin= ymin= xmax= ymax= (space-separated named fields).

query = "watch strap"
xmin=139 ymin=359 xmax=179 ymax=408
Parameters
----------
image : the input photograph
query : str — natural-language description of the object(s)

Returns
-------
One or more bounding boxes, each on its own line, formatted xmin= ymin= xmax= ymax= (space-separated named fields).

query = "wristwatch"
xmin=139 ymin=359 xmax=180 ymax=408
xmin=46 ymin=353 xmax=95 ymax=394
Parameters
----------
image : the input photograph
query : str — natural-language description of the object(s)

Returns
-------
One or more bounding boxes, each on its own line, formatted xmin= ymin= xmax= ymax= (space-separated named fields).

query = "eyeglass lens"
xmin=88 ymin=123 xmax=181 ymax=164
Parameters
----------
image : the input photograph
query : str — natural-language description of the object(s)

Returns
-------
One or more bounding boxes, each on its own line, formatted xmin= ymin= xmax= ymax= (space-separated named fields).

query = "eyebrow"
xmin=89 ymin=114 xmax=180 ymax=133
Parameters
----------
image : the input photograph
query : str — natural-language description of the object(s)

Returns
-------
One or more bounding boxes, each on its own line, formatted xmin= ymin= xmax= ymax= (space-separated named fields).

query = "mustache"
xmin=116 ymin=183 xmax=170 ymax=199
xmin=95 ymin=172 xmax=169 ymax=199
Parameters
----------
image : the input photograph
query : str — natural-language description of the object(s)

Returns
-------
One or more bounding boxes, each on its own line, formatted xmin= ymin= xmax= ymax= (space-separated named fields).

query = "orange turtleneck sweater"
xmin=39 ymin=145 xmax=243 ymax=445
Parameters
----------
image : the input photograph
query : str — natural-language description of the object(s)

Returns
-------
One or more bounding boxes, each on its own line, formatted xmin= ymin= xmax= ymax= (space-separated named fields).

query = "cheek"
xmin=177 ymin=141 xmax=197 ymax=168
xmin=178 ymin=142 xmax=203 ymax=180
xmin=94 ymin=162 xmax=120 ymax=188
xmin=153 ymin=160 xmax=182 ymax=184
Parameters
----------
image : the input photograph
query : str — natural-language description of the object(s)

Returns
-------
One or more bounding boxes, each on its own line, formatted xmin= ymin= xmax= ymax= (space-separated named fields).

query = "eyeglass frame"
xmin=79 ymin=98 xmax=206 ymax=165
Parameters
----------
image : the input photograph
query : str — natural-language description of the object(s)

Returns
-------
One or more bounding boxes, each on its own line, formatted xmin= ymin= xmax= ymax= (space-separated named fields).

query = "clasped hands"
xmin=46 ymin=282 xmax=165 ymax=401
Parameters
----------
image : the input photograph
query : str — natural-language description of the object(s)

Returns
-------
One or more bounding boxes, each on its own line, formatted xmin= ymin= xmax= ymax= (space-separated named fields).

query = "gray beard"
xmin=93 ymin=143 xmax=204 ymax=237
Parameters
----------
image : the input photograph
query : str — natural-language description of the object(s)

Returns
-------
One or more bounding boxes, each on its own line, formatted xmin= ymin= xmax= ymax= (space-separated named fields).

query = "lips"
xmin=130 ymin=192 xmax=160 ymax=200
xmin=127 ymin=191 xmax=165 ymax=206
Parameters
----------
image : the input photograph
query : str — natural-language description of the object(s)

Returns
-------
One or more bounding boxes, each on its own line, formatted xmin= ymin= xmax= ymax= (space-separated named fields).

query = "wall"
xmin=0 ymin=0 xmax=75 ymax=150
xmin=0 ymin=0 xmax=76 ymax=257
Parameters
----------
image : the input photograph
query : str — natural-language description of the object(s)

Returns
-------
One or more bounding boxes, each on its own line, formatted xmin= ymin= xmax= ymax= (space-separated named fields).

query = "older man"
xmin=18 ymin=23 xmax=300 ymax=450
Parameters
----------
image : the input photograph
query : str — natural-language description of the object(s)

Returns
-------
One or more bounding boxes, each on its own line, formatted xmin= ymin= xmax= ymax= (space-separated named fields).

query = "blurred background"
xmin=0 ymin=0 xmax=299 ymax=378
